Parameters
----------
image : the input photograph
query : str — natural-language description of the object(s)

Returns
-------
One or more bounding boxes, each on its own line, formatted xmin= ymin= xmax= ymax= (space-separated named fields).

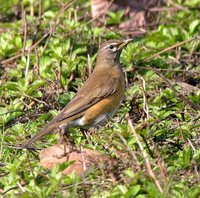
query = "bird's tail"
xmin=24 ymin=122 xmax=58 ymax=148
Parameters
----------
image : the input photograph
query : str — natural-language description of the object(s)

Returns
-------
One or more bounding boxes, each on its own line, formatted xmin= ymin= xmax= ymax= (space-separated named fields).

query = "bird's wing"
xmin=55 ymin=72 xmax=118 ymax=122
xmin=24 ymin=71 xmax=119 ymax=147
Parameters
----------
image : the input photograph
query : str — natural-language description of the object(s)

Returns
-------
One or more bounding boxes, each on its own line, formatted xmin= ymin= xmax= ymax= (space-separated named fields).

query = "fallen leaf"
xmin=40 ymin=144 xmax=107 ymax=175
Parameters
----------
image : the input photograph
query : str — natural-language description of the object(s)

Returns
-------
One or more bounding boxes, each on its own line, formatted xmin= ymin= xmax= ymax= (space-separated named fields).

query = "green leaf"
xmin=117 ymin=185 xmax=128 ymax=194
xmin=27 ymin=79 xmax=46 ymax=95
xmin=107 ymin=11 xmax=124 ymax=25
xmin=189 ymin=19 xmax=200 ymax=34
xmin=54 ymin=46 xmax=62 ymax=57
xmin=58 ymin=161 xmax=74 ymax=172
xmin=1 ymin=81 xmax=19 ymax=91
xmin=182 ymin=147 xmax=192 ymax=168
xmin=128 ymin=185 xmax=141 ymax=197
xmin=162 ymin=27 xmax=179 ymax=39
xmin=193 ymin=149 xmax=200 ymax=162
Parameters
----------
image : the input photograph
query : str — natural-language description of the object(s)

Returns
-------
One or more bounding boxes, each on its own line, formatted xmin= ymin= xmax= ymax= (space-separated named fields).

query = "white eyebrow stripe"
xmin=103 ymin=43 xmax=118 ymax=49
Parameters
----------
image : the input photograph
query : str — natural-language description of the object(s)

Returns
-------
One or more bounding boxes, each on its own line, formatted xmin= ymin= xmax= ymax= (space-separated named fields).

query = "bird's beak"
xmin=118 ymin=39 xmax=133 ymax=49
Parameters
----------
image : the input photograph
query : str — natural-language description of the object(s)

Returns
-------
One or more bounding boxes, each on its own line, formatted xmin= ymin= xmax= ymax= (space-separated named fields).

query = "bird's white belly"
xmin=70 ymin=117 xmax=86 ymax=127
xmin=93 ymin=113 xmax=109 ymax=126
xmin=68 ymin=111 xmax=116 ymax=128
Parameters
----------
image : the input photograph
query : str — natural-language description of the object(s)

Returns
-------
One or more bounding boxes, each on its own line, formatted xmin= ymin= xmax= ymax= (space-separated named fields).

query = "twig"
xmin=80 ymin=146 xmax=87 ymax=172
xmin=137 ymin=75 xmax=150 ymax=119
xmin=34 ymin=49 xmax=40 ymax=76
xmin=134 ymin=65 xmax=200 ymax=73
xmin=0 ymin=109 xmax=25 ymax=116
xmin=151 ymin=140 xmax=167 ymax=183
xmin=25 ymin=49 xmax=30 ymax=78
xmin=127 ymin=116 xmax=163 ymax=193
xmin=26 ymin=150 xmax=37 ymax=185
xmin=29 ymin=33 xmax=49 ymax=51
xmin=187 ymin=138 xmax=196 ymax=152
xmin=0 ymin=182 xmax=28 ymax=197
xmin=22 ymin=4 xmax=27 ymax=55
xmin=82 ymin=130 xmax=93 ymax=146
xmin=141 ymin=65 xmax=200 ymax=110
xmin=30 ymin=0 xmax=34 ymax=16
xmin=17 ymin=182 xmax=25 ymax=193
xmin=144 ymin=36 xmax=198 ymax=62
xmin=38 ymin=0 xmax=42 ymax=17
xmin=65 ymin=72 xmax=75 ymax=91
xmin=41 ymin=1 xmax=75 ymax=54
xmin=58 ymin=61 xmax=62 ymax=88
xmin=87 ymin=54 xmax=92 ymax=74
xmin=23 ymin=93 xmax=48 ymax=106
xmin=1 ymin=33 xmax=49 ymax=66
xmin=149 ymin=7 xmax=187 ymax=12
xmin=2 ymin=186 xmax=18 ymax=195
xmin=167 ymin=0 xmax=188 ymax=11
xmin=1 ymin=53 xmax=22 ymax=65
xmin=116 ymin=133 xmax=141 ymax=170
xmin=41 ymin=32 xmax=52 ymax=54
xmin=3 ymin=144 xmax=25 ymax=150
xmin=1 ymin=1 xmax=74 ymax=66
xmin=141 ymin=134 xmax=154 ymax=159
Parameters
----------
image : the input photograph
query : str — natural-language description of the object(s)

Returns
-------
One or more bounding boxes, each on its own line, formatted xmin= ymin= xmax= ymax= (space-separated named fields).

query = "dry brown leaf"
xmin=91 ymin=0 xmax=160 ymax=34
xmin=40 ymin=144 xmax=107 ymax=175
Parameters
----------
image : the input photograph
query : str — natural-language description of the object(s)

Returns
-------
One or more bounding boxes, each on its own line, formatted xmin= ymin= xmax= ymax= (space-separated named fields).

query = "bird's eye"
xmin=108 ymin=45 xmax=117 ymax=52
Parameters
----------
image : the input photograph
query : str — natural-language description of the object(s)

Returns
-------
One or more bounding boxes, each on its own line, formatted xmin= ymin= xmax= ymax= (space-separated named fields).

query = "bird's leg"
xmin=58 ymin=125 xmax=74 ymax=145
xmin=80 ymin=129 xmax=90 ymax=145
xmin=63 ymin=128 xmax=81 ymax=154
xmin=80 ymin=128 xmax=87 ymax=139
xmin=54 ymin=126 xmax=69 ymax=159
xmin=54 ymin=126 xmax=77 ymax=159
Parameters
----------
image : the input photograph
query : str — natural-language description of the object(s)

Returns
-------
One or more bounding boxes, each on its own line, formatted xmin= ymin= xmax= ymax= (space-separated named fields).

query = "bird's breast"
xmin=67 ymin=68 xmax=125 ymax=128
xmin=81 ymin=90 xmax=124 ymax=127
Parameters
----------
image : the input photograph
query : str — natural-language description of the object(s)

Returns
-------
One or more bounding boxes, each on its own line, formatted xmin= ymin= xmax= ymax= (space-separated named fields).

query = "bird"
xmin=24 ymin=39 xmax=133 ymax=147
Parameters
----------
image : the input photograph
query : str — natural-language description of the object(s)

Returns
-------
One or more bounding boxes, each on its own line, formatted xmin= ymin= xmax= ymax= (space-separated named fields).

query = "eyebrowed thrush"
xmin=25 ymin=39 xmax=132 ymax=147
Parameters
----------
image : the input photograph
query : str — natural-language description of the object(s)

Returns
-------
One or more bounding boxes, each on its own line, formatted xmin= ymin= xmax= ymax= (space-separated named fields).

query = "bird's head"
xmin=96 ymin=39 xmax=133 ymax=68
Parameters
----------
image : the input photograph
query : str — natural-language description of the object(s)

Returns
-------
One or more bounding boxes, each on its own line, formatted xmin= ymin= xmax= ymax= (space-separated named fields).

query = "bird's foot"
xmin=55 ymin=136 xmax=80 ymax=159
xmin=54 ymin=144 xmax=71 ymax=159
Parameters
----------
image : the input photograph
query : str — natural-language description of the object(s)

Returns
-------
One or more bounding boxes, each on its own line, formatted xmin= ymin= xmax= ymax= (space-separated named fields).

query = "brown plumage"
xmin=25 ymin=39 xmax=132 ymax=147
